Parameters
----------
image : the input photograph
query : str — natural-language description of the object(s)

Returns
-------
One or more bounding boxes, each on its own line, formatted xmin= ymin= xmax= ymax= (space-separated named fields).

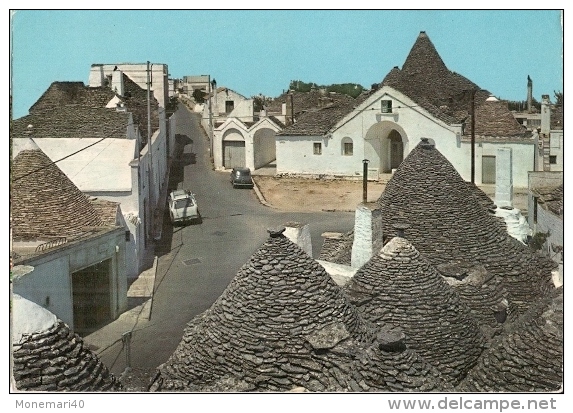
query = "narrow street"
xmin=97 ymin=104 xmax=355 ymax=377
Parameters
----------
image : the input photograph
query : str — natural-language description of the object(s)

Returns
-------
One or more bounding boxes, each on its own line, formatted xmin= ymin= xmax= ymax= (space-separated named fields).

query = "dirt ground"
xmin=253 ymin=176 xmax=387 ymax=212
xmin=253 ymin=176 xmax=529 ymax=214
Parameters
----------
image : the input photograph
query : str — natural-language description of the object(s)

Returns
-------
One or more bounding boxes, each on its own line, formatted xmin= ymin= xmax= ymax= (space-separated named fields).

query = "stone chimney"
xmin=351 ymin=204 xmax=382 ymax=268
xmin=88 ymin=64 xmax=105 ymax=87
xmin=284 ymin=222 xmax=313 ymax=257
xmin=495 ymin=147 xmax=513 ymax=208
xmin=527 ymin=75 xmax=533 ymax=113
xmin=111 ymin=69 xmax=125 ymax=96
xmin=540 ymin=94 xmax=551 ymax=135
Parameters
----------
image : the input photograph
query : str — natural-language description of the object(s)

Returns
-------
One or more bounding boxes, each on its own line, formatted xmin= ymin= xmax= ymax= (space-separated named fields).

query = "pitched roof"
xmin=375 ymin=139 xmax=556 ymax=316
xmin=150 ymin=228 xmax=449 ymax=392
xmin=277 ymin=91 xmax=373 ymax=136
xmin=28 ymin=81 xmax=116 ymax=114
xmin=344 ymin=237 xmax=486 ymax=385
xmin=267 ymin=89 xmax=356 ymax=115
xmin=12 ymin=294 xmax=122 ymax=392
xmin=534 ymin=184 xmax=564 ymax=217
xmin=11 ymin=144 xmax=105 ymax=241
xmin=12 ymin=74 xmax=160 ymax=143
xmin=457 ymin=287 xmax=563 ymax=392
xmin=381 ymin=31 xmax=527 ymax=138
xmin=91 ymin=199 xmax=121 ymax=226
xmin=11 ymin=106 xmax=132 ymax=140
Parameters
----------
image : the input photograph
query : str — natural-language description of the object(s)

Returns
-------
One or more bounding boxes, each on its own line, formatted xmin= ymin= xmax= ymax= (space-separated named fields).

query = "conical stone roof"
xmin=11 ymin=294 xmax=122 ymax=392
xmin=457 ymin=287 xmax=563 ymax=392
xmin=438 ymin=263 xmax=513 ymax=339
xmin=376 ymin=139 xmax=556 ymax=315
xmin=11 ymin=145 xmax=104 ymax=241
xmin=344 ymin=237 xmax=486 ymax=385
xmin=150 ymin=229 xmax=450 ymax=392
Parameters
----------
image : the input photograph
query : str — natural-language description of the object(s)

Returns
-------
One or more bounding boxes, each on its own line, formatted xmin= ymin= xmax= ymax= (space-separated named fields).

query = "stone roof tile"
xmin=150 ymin=229 xmax=449 ymax=392
xmin=11 ymin=146 xmax=104 ymax=241
xmin=376 ymin=139 xmax=557 ymax=316
xmin=457 ymin=287 xmax=563 ymax=392
xmin=381 ymin=31 xmax=526 ymax=139
xmin=344 ymin=237 xmax=486 ymax=385
xmin=12 ymin=295 xmax=122 ymax=392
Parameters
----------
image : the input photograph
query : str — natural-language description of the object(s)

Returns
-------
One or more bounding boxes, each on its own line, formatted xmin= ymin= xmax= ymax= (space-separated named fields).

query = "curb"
xmin=251 ymin=178 xmax=274 ymax=208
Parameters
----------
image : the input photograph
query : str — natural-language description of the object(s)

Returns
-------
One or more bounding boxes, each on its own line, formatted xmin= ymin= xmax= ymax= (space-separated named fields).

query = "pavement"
xmin=83 ymin=155 xmax=174 ymax=376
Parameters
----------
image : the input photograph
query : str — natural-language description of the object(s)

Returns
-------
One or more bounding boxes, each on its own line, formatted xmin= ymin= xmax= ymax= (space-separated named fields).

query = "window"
xmin=342 ymin=137 xmax=353 ymax=156
xmin=313 ymin=142 xmax=322 ymax=155
xmin=225 ymin=100 xmax=234 ymax=113
xmin=381 ymin=99 xmax=392 ymax=113
xmin=549 ymin=155 xmax=557 ymax=164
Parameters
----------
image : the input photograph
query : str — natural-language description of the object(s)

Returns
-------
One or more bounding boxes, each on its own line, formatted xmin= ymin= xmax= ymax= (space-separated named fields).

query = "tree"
xmin=554 ymin=91 xmax=563 ymax=106
xmin=288 ymin=80 xmax=366 ymax=98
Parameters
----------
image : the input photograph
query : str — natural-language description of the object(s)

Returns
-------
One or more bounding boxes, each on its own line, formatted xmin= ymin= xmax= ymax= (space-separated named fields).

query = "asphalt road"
xmin=102 ymin=104 xmax=355 ymax=374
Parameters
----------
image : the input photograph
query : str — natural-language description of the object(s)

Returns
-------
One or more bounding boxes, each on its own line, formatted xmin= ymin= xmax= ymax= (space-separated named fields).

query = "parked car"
xmin=230 ymin=167 xmax=254 ymax=189
xmin=168 ymin=190 xmax=200 ymax=224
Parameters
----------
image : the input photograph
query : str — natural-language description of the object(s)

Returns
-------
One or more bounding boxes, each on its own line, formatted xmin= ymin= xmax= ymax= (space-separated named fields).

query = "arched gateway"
xmin=364 ymin=121 xmax=409 ymax=173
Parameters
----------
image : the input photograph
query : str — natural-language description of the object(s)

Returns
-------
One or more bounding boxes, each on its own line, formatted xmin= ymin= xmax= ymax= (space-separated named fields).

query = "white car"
xmin=168 ymin=190 xmax=200 ymax=224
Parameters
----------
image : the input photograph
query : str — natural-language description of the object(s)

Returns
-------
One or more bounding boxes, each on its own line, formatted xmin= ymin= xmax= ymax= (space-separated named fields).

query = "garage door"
xmin=223 ymin=141 xmax=246 ymax=168
xmin=482 ymin=155 xmax=496 ymax=184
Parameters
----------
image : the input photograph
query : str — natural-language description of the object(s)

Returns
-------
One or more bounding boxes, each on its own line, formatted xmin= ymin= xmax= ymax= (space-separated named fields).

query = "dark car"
xmin=230 ymin=167 xmax=254 ymax=189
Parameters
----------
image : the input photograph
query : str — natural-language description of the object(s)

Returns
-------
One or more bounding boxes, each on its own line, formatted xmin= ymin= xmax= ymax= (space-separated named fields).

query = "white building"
xmin=276 ymin=31 xmax=538 ymax=188
xmin=11 ymin=72 xmax=171 ymax=277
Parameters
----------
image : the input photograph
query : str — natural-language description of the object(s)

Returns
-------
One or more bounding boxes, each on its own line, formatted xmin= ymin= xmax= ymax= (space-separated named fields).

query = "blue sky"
xmin=9 ymin=9 xmax=564 ymax=119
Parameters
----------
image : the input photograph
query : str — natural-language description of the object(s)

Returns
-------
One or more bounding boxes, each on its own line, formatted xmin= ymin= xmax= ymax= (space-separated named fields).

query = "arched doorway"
xmin=253 ymin=128 xmax=276 ymax=169
xmin=364 ymin=121 xmax=408 ymax=173
xmin=389 ymin=130 xmax=404 ymax=170
xmin=222 ymin=129 xmax=246 ymax=168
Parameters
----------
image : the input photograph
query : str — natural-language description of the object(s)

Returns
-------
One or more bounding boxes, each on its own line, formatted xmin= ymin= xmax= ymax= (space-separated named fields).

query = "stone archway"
xmin=389 ymin=130 xmax=404 ymax=170
xmin=253 ymin=128 xmax=276 ymax=169
xmin=364 ymin=121 xmax=408 ymax=173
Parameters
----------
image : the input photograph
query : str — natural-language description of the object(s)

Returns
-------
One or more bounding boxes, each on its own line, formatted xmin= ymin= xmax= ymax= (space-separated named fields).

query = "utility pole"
xmin=470 ymin=88 xmax=476 ymax=184
xmin=208 ymin=75 xmax=213 ymax=156
xmin=147 ymin=61 xmax=154 ymax=240
xmin=362 ymin=159 xmax=369 ymax=203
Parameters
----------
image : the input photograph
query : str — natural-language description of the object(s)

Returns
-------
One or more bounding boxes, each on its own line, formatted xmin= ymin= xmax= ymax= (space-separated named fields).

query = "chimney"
xmin=527 ymin=75 xmax=533 ymax=113
xmin=351 ymin=204 xmax=383 ymax=268
xmin=540 ymin=94 xmax=551 ymax=135
xmin=494 ymin=147 xmax=513 ymax=208
xmin=283 ymin=222 xmax=313 ymax=257
xmin=111 ymin=69 xmax=125 ymax=96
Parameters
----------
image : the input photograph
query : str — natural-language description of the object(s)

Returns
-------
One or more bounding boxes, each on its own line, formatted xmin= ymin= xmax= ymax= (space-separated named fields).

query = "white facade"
xmin=89 ymin=63 xmax=170 ymax=109
xmin=277 ymin=86 xmax=535 ymax=187
xmin=12 ymin=227 xmax=127 ymax=332
xmin=12 ymin=122 xmax=168 ymax=278
xmin=213 ymin=117 xmax=282 ymax=170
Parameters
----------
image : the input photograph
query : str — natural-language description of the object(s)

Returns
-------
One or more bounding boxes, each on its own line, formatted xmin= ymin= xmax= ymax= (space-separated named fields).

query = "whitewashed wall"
xmin=12 ymin=228 xmax=127 ymax=330
xmin=12 ymin=257 xmax=73 ymax=328
xmin=89 ymin=63 xmax=169 ymax=108
xmin=277 ymin=86 xmax=534 ymax=188
xmin=277 ymin=88 xmax=460 ymax=176
xmin=549 ymin=130 xmax=564 ymax=171
xmin=458 ymin=141 xmax=534 ymax=188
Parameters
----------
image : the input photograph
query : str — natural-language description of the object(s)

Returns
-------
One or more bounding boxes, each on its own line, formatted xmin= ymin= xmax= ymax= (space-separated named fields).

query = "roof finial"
xmin=420 ymin=137 xmax=434 ymax=149
xmin=267 ymin=227 xmax=286 ymax=238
